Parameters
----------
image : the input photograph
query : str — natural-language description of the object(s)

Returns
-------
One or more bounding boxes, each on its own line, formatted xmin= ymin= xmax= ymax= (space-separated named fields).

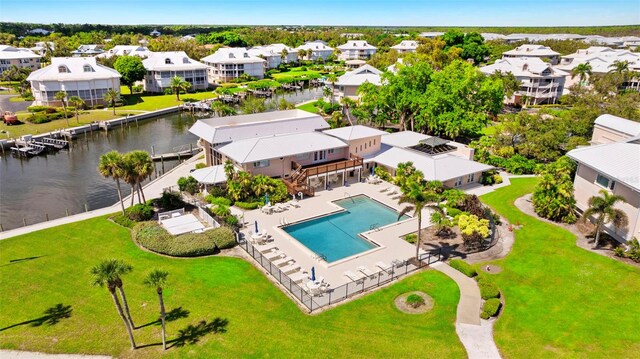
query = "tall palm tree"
xmin=68 ymin=95 xmax=84 ymax=123
xmin=98 ymin=151 xmax=126 ymax=214
xmin=582 ymin=189 xmax=629 ymax=247
xmin=91 ymin=259 xmax=136 ymax=349
xmin=340 ymin=97 xmax=356 ymax=125
xmin=170 ymin=76 xmax=189 ymax=101
xmin=571 ymin=63 xmax=592 ymax=86
xmin=326 ymin=73 xmax=338 ymax=105
xmin=120 ymin=156 xmax=140 ymax=206
xmin=398 ymin=180 xmax=443 ymax=260
xmin=297 ymin=49 xmax=307 ymax=62
xmin=103 ymin=89 xmax=120 ymax=116
xmin=143 ymin=269 xmax=169 ymax=350
xmin=280 ymin=48 xmax=289 ymax=64
xmin=609 ymin=60 xmax=629 ymax=75
xmin=55 ymin=91 xmax=69 ymax=126
xmin=223 ymin=159 xmax=236 ymax=181
xmin=127 ymin=150 xmax=154 ymax=203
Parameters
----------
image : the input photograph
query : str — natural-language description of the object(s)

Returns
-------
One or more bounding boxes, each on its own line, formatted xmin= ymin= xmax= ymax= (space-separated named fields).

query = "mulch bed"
xmin=394 ymin=291 xmax=434 ymax=314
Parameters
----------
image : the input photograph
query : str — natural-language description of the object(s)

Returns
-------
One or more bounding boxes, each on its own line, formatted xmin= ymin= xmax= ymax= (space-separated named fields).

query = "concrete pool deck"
xmin=241 ymin=181 xmax=435 ymax=287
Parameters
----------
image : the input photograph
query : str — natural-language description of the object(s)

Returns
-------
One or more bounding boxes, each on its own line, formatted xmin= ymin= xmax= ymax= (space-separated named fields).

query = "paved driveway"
xmin=0 ymin=94 xmax=31 ymax=113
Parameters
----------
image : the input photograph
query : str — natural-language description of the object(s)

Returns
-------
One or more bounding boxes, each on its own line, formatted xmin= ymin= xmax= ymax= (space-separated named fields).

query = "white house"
xmin=0 ymin=45 xmax=41 ymax=74
xmin=26 ymin=57 xmax=121 ymax=106
xmin=337 ymin=40 xmax=377 ymax=60
xmin=556 ymin=47 xmax=640 ymax=91
xmin=150 ymin=29 xmax=161 ymax=37
xmin=567 ymin=114 xmax=640 ymax=243
xmin=334 ymin=64 xmax=382 ymax=99
xmin=480 ymin=57 xmax=567 ymax=105
xmin=142 ymin=51 xmax=209 ymax=93
xmin=98 ymin=45 xmax=152 ymax=59
xmin=30 ymin=41 xmax=54 ymax=56
xmin=200 ymin=48 xmax=266 ymax=83
xmin=391 ymin=40 xmax=419 ymax=54
xmin=294 ymin=41 xmax=334 ymax=61
xmin=247 ymin=43 xmax=298 ymax=69
xmin=418 ymin=32 xmax=444 ymax=39
xmin=71 ymin=45 xmax=104 ymax=57
xmin=502 ymin=44 xmax=560 ymax=64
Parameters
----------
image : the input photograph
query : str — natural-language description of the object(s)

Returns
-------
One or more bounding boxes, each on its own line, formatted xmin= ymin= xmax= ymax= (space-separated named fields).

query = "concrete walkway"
xmin=431 ymin=262 xmax=501 ymax=359
xmin=0 ymin=154 xmax=204 ymax=240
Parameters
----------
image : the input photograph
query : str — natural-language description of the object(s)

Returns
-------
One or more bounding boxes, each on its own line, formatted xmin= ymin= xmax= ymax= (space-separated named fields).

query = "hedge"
xmin=478 ymin=279 xmax=500 ymax=300
xmin=449 ymin=259 xmax=477 ymax=277
xmin=127 ymin=203 xmax=154 ymax=221
xmin=481 ymin=298 xmax=502 ymax=319
xmin=111 ymin=213 xmax=135 ymax=229
xmin=133 ymin=222 xmax=236 ymax=257
xmin=235 ymin=201 xmax=261 ymax=210
xmin=206 ymin=196 xmax=232 ymax=207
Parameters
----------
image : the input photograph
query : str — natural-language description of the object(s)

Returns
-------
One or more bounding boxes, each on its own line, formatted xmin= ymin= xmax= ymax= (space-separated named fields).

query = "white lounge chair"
xmin=273 ymin=256 xmax=295 ymax=267
xmin=289 ymin=272 xmax=308 ymax=284
xmin=358 ymin=266 xmax=376 ymax=278
xmin=256 ymin=243 xmax=278 ymax=253
xmin=380 ymin=186 xmax=390 ymax=192
xmin=344 ymin=270 xmax=365 ymax=282
xmin=281 ymin=263 xmax=301 ymax=275
xmin=288 ymin=200 xmax=301 ymax=208
xmin=264 ymin=250 xmax=284 ymax=260
xmin=376 ymin=261 xmax=393 ymax=274
xmin=388 ymin=188 xmax=398 ymax=195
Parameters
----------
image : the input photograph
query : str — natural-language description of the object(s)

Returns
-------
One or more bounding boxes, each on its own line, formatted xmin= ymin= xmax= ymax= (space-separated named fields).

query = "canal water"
xmin=0 ymin=88 xmax=322 ymax=231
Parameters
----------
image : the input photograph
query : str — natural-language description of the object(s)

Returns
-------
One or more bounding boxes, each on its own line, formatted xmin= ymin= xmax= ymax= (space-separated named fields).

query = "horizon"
xmin=2 ymin=0 xmax=639 ymax=27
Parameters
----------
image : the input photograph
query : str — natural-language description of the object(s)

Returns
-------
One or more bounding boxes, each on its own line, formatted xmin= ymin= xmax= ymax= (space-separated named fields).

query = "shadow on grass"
xmin=0 ymin=304 xmax=72 ymax=331
xmin=137 ymin=306 xmax=191 ymax=329
xmin=168 ymin=318 xmax=228 ymax=348
xmin=0 ymin=255 xmax=46 ymax=267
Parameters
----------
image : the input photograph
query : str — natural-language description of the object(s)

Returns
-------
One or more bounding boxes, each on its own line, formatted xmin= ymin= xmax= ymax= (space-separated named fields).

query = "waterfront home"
xmin=30 ymin=41 xmax=54 ymax=56
xmin=391 ymin=40 xmax=419 ymax=54
xmin=567 ymin=114 xmax=640 ymax=243
xmin=334 ymin=64 xmax=382 ymax=99
xmin=294 ymin=41 xmax=334 ymax=61
xmin=337 ymin=41 xmax=377 ymax=60
xmin=26 ymin=57 xmax=121 ymax=106
xmin=189 ymin=110 xmax=490 ymax=195
xmin=0 ymin=45 xmax=41 ymax=74
xmin=98 ymin=45 xmax=152 ymax=59
xmin=201 ymin=47 xmax=265 ymax=83
xmin=480 ymin=57 xmax=567 ymax=105
xmin=502 ymin=44 xmax=560 ymax=64
xmin=556 ymin=47 xmax=640 ymax=91
xmin=71 ymin=44 xmax=104 ymax=57
xmin=247 ymin=43 xmax=298 ymax=69
xmin=142 ymin=51 xmax=209 ymax=92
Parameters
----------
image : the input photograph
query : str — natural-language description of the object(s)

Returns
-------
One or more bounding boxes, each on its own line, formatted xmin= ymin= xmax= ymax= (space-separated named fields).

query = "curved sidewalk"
xmin=431 ymin=262 xmax=501 ymax=359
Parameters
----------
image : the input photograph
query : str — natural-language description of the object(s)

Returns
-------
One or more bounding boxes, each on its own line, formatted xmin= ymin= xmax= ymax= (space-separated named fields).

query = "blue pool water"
xmin=283 ymin=195 xmax=409 ymax=262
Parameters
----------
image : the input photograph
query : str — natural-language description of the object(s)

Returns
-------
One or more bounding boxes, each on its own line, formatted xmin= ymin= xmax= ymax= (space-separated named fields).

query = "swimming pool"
xmin=282 ymin=195 xmax=409 ymax=262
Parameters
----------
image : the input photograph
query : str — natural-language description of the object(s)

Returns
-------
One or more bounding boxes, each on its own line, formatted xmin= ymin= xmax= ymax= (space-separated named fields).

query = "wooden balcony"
xmin=293 ymin=155 xmax=363 ymax=178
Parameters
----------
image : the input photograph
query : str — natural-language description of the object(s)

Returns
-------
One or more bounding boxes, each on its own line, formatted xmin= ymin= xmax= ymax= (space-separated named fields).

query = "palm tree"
xmin=340 ymin=97 xmax=356 ymax=125
xmin=297 ymin=49 xmax=307 ymax=62
xmin=223 ymin=159 xmax=236 ymax=181
xmin=98 ymin=151 xmax=126 ymax=214
xmin=91 ymin=259 xmax=136 ymax=349
xmin=326 ymin=73 xmax=338 ymax=105
xmin=398 ymin=180 xmax=443 ymax=260
xmin=127 ymin=150 xmax=153 ymax=203
xmin=68 ymin=95 xmax=84 ymax=123
xmin=120 ymin=156 xmax=140 ymax=206
xmin=322 ymin=86 xmax=332 ymax=103
xmin=170 ymin=76 xmax=189 ymax=101
xmin=253 ymin=175 xmax=272 ymax=197
xmin=582 ymin=190 xmax=629 ymax=247
xmin=571 ymin=63 xmax=592 ymax=87
xmin=609 ymin=60 xmax=629 ymax=75
xmin=143 ymin=269 xmax=169 ymax=350
xmin=55 ymin=91 xmax=69 ymax=126
xmin=280 ymin=48 xmax=289 ymax=64
xmin=103 ymin=89 xmax=120 ymax=116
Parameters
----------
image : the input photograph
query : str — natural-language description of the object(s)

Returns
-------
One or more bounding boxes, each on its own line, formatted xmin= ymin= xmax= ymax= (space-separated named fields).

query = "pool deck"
xmin=241 ymin=181 xmax=435 ymax=288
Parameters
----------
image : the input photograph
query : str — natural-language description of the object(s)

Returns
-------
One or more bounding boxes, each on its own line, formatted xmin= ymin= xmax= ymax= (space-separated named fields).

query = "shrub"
xmin=132 ymin=85 xmax=143 ymax=93
xmin=481 ymin=170 xmax=503 ymax=186
xmin=478 ymin=279 xmax=500 ymax=299
xmin=133 ymin=222 xmax=236 ymax=256
xmin=177 ymin=176 xmax=199 ymax=194
xmin=449 ymin=259 xmax=477 ymax=277
xmin=195 ymin=163 xmax=207 ymax=169
xmin=504 ymin=154 xmax=537 ymax=175
xmin=111 ymin=213 xmax=135 ymax=229
xmin=444 ymin=206 xmax=462 ymax=218
xmin=225 ymin=215 xmax=239 ymax=226
xmin=235 ymin=201 xmax=261 ymax=210
xmin=627 ymin=238 xmax=640 ymax=263
xmin=481 ymin=298 xmax=502 ymax=319
xmin=213 ymin=205 xmax=231 ymax=217
xmin=405 ymin=294 xmax=425 ymax=308
xmin=155 ymin=191 xmax=185 ymax=211
xmin=207 ymin=185 xmax=228 ymax=198
xmin=613 ymin=246 xmax=626 ymax=257
xmin=207 ymin=196 xmax=232 ymax=207
xmin=127 ymin=203 xmax=154 ymax=221
xmin=404 ymin=233 xmax=417 ymax=244
xmin=163 ymin=88 xmax=173 ymax=95
xmin=460 ymin=195 xmax=485 ymax=218
xmin=29 ymin=115 xmax=52 ymax=124
xmin=458 ymin=214 xmax=491 ymax=249
xmin=374 ymin=166 xmax=393 ymax=182
xmin=27 ymin=105 xmax=51 ymax=113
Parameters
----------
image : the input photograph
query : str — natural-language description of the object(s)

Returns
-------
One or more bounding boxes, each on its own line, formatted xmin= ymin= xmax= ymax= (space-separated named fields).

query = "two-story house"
xmin=142 ymin=51 xmax=209 ymax=92
xmin=201 ymin=48 xmax=266 ymax=83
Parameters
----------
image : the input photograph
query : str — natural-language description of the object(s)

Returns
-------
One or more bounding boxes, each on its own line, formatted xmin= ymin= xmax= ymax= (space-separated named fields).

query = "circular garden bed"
xmin=394 ymin=291 xmax=434 ymax=314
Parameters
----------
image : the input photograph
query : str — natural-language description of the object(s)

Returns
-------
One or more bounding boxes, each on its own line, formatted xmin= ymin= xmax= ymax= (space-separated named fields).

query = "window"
xmin=83 ymin=64 xmax=93 ymax=72
xmin=596 ymin=174 xmax=615 ymax=190
xmin=373 ymin=139 xmax=376 ymax=145
xmin=314 ymin=150 xmax=326 ymax=162
xmin=58 ymin=65 xmax=68 ymax=73
xmin=360 ymin=145 xmax=362 ymax=151
xmin=165 ymin=58 xmax=172 ymax=64
xmin=467 ymin=173 xmax=475 ymax=183
xmin=454 ymin=177 xmax=463 ymax=187
xmin=253 ymin=160 xmax=270 ymax=168
xmin=328 ymin=148 xmax=334 ymax=154
xmin=182 ymin=57 xmax=189 ymax=64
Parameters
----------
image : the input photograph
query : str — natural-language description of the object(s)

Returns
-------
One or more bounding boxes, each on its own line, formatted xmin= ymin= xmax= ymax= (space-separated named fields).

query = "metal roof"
xmin=323 ymin=125 xmax=387 ymax=141
xmin=594 ymin=114 xmax=640 ymax=137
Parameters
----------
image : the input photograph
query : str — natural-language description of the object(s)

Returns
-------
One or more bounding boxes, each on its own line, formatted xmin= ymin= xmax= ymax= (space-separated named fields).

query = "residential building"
xmin=502 ymin=44 xmax=560 ymax=64
xmin=27 ymin=28 xmax=51 ymax=35
xmin=567 ymin=114 xmax=640 ymax=243
xmin=150 ymin=29 xmax=161 ymax=37
xmin=30 ymin=41 xmax=54 ymax=56
xmin=26 ymin=57 xmax=121 ymax=106
xmin=294 ymin=41 xmax=334 ymax=61
xmin=418 ymin=32 xmax=444 ymax=38
xmin=71 ymin=45 xmax=104 ymax=57
xmin=340 ymin=33 xmax=364 ymax=39
xmin=142 ymin=51 xmax=209 ymax=92
xmin=481 ymin=33 xmax=507 ymax=41
xmin=189 ymin=110 xmax=491 ymax=196
xmin=0 ymin=45 xmax=41 ymax=74
xmin=337 ymin=40 xmax=377 ymax=60
xmin=200 ymin=48 xmax=265 ymax=83
xmin=334 ymin=64 xmax=382 ymax=99
xmin=98 ymin=45 xmax=152 ymax=59
xmin=247 ymin=43 xmax=298 ymax=69
xmin=556 ymin=47 xmax=640 ymax=91
xmin=480 ymin=57 xmax=567 ymax=105
xmin=391 ymin=40 xmax=419 ymax=54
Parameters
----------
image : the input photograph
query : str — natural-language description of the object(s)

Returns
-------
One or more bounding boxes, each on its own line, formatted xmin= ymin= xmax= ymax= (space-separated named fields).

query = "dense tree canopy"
xmin=114 ymin=56 xmax=146 ymax=94
xmin=533 ymin=156 xmax=577 ymax=224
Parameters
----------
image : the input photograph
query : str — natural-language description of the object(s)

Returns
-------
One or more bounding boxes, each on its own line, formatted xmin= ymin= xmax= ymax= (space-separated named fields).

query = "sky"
xmin=1 ymin=0 xmax=639 ymax=27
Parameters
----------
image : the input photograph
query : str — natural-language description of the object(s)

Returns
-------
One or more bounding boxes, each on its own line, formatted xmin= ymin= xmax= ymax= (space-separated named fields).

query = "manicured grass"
xmin=0 ymin=217 xmax=464 ymax=358
xmin=271 ymin=70 xmax=321 ymax=80
xmin=3 ymin=110 xmax=141 ymax=137
xmin=296 ymin=100 xmax=320 ymax=114
xmin=119 ymin=92 xmax=217 ymax=112
xmin=480 ymin=178 xmax=640 ymax=358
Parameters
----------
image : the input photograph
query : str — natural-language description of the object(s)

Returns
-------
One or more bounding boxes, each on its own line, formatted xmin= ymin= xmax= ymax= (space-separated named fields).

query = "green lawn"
xmin=296 ymin=100 xmax=320 ymax=114
xmin=480 ymin=178 xmax=640 ymax=358
xmin=271 ymin=70 xmax=321 ymax=80
xmin=119 ymin=92 xmax=217 ymax=112
xmin=0 ymin=216 xmax=464 ymax=358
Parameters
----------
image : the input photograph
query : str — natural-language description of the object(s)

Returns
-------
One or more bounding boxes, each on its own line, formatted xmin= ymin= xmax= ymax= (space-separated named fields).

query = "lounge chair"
xmin=256 ymin=243 xmax=278 ymax=253
xmin=344 ymin=270 xmax=365 ymax=282
xmin=388 ymin=188 xmax=398 ymax=195
xmin=289 ymin=272 xmax=308 ymax=284
xmin=272 ymin=256 xmax=295 ymax=267
xmin=264 ymin=250 xmax=284 ymax=260
xmin=288 ymin=200 xmax=301 ymax=208
xmin=281 ymin=263 xmax=301 ymax=275
xmin=358 ymin=266 xmax=376 ymax=278
xmin=380 ymin=186 xmax=391 ymax=192
xmin=376 ymin=261 xmax=393 ymax=274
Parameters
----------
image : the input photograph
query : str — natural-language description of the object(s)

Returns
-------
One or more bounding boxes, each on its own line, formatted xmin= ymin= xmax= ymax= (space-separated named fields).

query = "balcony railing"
xmin=295 ymin=156 xmax=363 ymax=178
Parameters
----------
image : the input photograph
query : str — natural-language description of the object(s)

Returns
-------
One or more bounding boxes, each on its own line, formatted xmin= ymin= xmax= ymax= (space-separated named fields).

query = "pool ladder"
xmin=370 ymin=223 xmax=381 ymax=232
xmin=344 ymin=192 xmax=355 ymax=203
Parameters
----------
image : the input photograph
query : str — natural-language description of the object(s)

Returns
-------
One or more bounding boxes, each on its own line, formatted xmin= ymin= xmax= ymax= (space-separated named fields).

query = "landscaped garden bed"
xmin=133 ymin=221 xmax=236 ymax=257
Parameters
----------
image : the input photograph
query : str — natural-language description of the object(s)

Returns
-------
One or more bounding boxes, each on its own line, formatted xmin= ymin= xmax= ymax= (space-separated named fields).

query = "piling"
xmin=46 ymin=213 xmax=49 ymax=221
xmin=23 ymin=218 xmax=27 ymax=227
xmin=66 ymin=208 xmax=70 ymax=216
xmin=84 ymin=203 xmax=89 ymax=212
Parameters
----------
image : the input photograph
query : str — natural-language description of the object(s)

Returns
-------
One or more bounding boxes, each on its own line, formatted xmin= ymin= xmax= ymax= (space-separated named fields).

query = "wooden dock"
xmin=151 ymin=147 xmax=202 ymax=162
